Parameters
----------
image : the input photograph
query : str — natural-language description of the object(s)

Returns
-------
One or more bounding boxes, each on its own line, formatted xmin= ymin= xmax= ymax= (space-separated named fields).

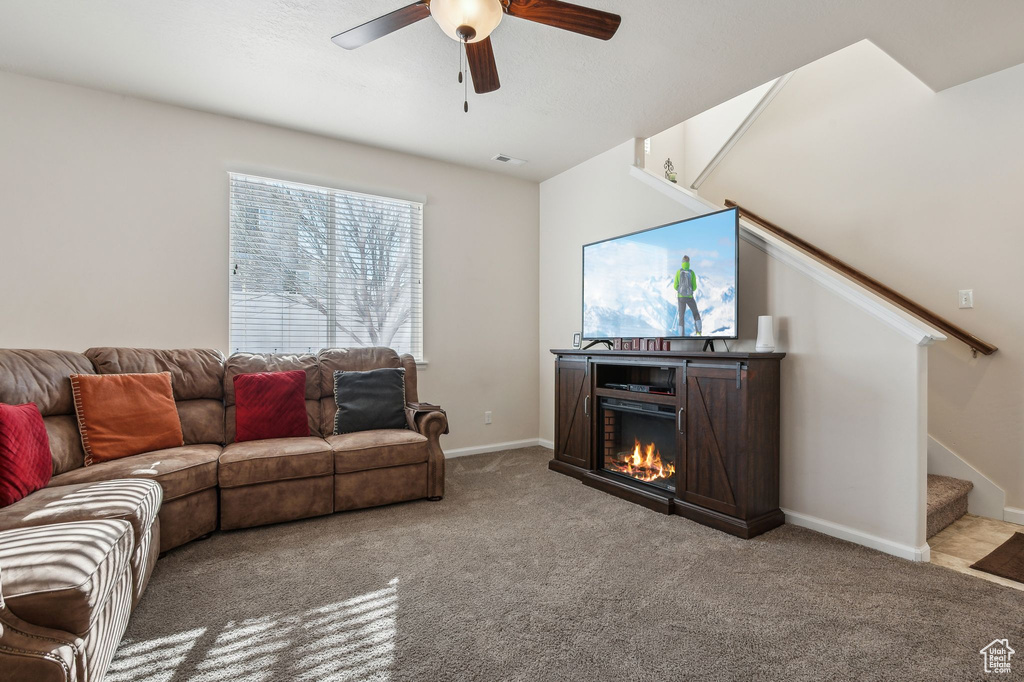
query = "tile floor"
xmin=930 ymin=514 xmax=1024 ymax=591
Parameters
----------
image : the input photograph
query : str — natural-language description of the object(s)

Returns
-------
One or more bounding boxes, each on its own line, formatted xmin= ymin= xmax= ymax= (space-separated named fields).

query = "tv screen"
xmin=583 ymin=207 xmax=738 ymax=340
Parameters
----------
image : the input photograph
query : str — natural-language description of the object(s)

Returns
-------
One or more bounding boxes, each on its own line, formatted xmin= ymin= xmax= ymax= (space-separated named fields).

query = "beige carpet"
xmin=109 ymin=447 xmax=1024 ymax=681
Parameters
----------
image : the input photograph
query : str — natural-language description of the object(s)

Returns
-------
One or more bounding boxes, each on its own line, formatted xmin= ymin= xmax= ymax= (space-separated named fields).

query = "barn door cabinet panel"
xmin=550 ymin=349 xmax=784 ymax=539
xmin=552 ymin=356 xmax=591 ymax=475
xmin=674 ymin=359 xmax=783 ymax=538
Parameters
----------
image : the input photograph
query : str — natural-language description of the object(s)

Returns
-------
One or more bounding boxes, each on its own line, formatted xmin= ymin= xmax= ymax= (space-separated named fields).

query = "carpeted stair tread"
xmin=927 ymin=474 xmax=973 ymax=539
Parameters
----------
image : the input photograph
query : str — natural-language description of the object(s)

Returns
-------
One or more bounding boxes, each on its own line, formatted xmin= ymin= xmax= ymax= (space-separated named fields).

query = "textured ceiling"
xmin=1 ymin=0 xmax=1023 ymax=181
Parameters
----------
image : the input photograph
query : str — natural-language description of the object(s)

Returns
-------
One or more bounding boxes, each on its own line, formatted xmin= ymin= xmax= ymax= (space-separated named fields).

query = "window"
xmin=229 ymin=174 xmax=423 ymax=360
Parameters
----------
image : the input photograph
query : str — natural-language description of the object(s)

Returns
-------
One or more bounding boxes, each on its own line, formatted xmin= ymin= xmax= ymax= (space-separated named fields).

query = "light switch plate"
xmin=959 ymin=289 xmax=974 ymax=309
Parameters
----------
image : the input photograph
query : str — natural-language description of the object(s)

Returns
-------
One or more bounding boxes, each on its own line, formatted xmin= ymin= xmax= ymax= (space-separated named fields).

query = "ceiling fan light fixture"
xmin=430 ymin=0 xmax=504 ymax=43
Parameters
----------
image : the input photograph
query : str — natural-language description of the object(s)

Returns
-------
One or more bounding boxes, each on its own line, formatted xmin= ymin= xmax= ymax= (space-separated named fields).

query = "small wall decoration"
xmin=664 ymin=158 xmax=677 ymax=183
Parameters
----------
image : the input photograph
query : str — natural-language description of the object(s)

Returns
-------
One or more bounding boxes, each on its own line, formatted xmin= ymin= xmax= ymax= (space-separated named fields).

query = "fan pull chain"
xmin=458 ymin=38 xmax=463 ymax=84
xmin=463 ymin=38 xmax=469 ymax=113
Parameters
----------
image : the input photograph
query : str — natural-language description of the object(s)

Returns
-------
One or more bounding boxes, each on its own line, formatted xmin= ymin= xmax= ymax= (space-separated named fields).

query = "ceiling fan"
xmin=331 ymin=0 xmax=621 ymax=100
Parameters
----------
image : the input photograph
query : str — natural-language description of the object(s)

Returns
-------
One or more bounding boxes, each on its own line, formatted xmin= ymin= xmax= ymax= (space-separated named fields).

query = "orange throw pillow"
xmin=70 ymin=372 xmax=184 ymax=465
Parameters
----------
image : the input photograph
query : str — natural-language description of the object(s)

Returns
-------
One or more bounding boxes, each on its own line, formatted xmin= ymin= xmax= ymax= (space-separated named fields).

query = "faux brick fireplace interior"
xmin=600 ymin=397 xmax=677 ymax=492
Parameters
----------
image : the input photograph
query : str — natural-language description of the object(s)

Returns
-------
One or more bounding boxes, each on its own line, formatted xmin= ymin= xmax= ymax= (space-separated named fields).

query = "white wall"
xmin=752 ymin=239 xmax=927 ymax=553
xmin=0 ymin=70 xmax=540 ymax=453
xmin=538 ymin=141 xmax=700 ymax=448
xmin=699 ymin=40 xmax=1024 ymax=509
xmin=645 ymin=124 xmax=686 ymax=185
xmin=681 ymin=81 xmax=773 ymax=189
xmin=540 ymin=142 xmax=930 ymax=558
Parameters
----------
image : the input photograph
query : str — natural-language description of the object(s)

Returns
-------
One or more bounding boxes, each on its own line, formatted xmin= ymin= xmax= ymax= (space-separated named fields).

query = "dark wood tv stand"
xmin=550 ymin=349 xmax=785 ymax=539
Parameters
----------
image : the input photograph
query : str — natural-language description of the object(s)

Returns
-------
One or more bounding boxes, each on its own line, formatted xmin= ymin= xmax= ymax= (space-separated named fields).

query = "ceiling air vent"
xmin=492 ymin=153 xmax=527 ymax=166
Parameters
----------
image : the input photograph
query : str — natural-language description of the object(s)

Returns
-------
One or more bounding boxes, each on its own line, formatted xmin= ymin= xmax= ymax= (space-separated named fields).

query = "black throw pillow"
xmin=333 ymin=367 xmax=408 ymax=434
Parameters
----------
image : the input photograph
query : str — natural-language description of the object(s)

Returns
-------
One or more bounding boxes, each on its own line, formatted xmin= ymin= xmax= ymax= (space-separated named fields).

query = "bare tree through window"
xmin=229 ymin=175 xmax=423 ymax=358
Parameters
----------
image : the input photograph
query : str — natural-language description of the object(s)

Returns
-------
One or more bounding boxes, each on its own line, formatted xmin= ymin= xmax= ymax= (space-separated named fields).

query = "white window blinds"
xmin=229 ymin=173 xmax=423 ymax=360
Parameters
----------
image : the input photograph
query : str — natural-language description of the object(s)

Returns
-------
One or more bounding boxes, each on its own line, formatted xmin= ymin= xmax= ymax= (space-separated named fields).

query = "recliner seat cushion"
xmin=0 ymin=520 xmax=133 ymax=636
xmin=0 ymin=479 xmax=161 ymax=543
xmin=47 ymin=444 xmax=220 ymax=501
xmin=219 ymin=437 xmax=333 ymax=488
xmin=329 ymin=429 xmax=429 ymax=474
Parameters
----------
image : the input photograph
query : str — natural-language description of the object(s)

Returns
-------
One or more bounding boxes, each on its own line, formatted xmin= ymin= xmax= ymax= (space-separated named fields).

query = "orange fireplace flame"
xmin=609 ymin=438 xmax=675 ymax=483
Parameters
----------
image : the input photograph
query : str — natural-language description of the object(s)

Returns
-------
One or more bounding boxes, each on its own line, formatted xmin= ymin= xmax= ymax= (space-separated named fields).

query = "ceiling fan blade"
xmin=505 ymin=0 xmax=621 ymax=40
xmin=331 ymin=2 xmax=431 ymax=50
xmin=466 ymin=37 xmax=501 ymax=94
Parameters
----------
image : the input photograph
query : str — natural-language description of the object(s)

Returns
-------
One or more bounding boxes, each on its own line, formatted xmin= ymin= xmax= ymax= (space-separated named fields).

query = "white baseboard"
xmin=538 ymin=439 xmax=554 ymax=449
xmin=1004 ymin=507 xmax=1024 ymax=525
xmin=444 ymin=439 xmax=550 ymax=458
xmin=927 ymin=435 xmax=1006 ymax=520
xmin=782 ymin=508 xmax=930 ymax=562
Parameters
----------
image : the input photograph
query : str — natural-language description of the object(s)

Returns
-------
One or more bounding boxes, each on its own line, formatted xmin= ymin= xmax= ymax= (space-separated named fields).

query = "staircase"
xmin=927 ymin=475 xmax=974 ymax=539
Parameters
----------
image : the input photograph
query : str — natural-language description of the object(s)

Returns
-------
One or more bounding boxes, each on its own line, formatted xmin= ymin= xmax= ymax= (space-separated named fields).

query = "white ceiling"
xmin=1 ymin=1 xmax=1023 ymax=181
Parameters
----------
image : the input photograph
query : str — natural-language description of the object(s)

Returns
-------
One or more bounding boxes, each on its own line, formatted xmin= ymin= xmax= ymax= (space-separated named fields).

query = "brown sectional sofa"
xmin=220 ymin=351 xmax=334 ymax=530
xmin=1 ymin=520 xmax=138 ymax=682
xmin=322 ymin=348 xmax=446 ymax=512
xmin=50 ymin=347 xmax=225 ymax=553
xmin=0 ymin=346 xmax=447 ymax=682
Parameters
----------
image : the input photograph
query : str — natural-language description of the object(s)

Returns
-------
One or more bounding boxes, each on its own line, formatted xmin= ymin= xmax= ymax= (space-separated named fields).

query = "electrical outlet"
xmin=959 ymin=289 xmax=974 ymax=309
xmin=484 ymin=411 xmax=492 ymax=425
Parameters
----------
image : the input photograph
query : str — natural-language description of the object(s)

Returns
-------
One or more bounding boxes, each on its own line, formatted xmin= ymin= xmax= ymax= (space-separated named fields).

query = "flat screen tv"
xmin=583 ymin=207 xmax=738 ymax=340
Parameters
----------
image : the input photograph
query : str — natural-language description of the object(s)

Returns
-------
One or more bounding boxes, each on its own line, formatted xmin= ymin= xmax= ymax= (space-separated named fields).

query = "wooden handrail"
xmin=725 ymin=200 xmax=998 ymax=356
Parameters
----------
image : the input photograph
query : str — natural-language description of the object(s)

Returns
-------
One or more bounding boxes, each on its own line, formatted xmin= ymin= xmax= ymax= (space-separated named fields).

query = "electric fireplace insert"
xmin=599 ymin=397 xmax=677 ymax=492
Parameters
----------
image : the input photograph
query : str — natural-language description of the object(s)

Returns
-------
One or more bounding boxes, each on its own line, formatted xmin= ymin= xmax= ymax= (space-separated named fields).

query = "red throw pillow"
xmin=0 ymin=403 xmax=53 ymax=507
xmin=234 ymin=370 xmax=310 ymax=442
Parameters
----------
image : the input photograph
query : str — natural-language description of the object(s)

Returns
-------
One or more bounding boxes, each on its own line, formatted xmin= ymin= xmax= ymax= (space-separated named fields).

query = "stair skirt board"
xmin=927 ymin=474 xmax=974 ymax=539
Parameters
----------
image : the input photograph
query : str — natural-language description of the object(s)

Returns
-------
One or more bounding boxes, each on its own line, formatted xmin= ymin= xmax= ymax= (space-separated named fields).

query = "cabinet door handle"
xmin=677 ymin=407 xmax=685 ymax=433
xmin=584 ymin=395 xmax=590 ymax=416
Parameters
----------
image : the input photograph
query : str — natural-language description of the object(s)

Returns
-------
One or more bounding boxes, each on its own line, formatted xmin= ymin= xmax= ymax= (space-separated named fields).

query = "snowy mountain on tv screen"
xmin=582 ymin=213 xmax=737 ymax=338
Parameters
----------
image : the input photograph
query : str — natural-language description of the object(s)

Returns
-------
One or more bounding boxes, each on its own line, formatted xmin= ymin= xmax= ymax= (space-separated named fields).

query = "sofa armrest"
xmin=405 ymin=403 xmax=447 ymax=499
xmin=405 ymin=403 xmax=449 ymax=435
xmin=0 ymin=566 xmax=83 ymax=682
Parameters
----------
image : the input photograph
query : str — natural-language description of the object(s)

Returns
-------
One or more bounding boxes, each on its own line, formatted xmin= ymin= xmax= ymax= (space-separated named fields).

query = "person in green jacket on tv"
xmin=674 ymin=255 xmax=702 ymax=335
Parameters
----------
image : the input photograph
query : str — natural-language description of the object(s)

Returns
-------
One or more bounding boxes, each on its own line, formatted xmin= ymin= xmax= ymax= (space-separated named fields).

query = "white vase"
xmin=756 ymin=316 xmax=776 ymax=352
